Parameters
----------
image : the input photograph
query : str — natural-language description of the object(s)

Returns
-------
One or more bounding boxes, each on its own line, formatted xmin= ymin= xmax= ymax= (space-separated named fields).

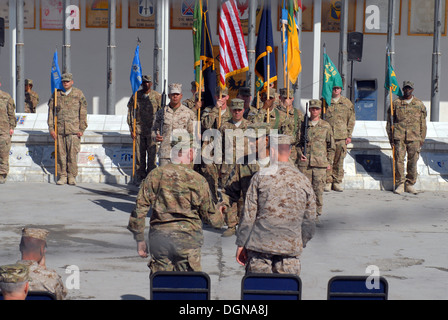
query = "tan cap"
xmin=403 ymin=81 xmax=414 ymax=89
xmin=25 ymin=79 xmax=33 ymax=86
xmin=279 ymin=88 xmax=293 ymax=99
xmin=261 ymin=87 xmax=276 ymax=99
xmin=22 ymin=227 xmax=49 ymax=241
xmin=168 ymin=83 xmax=182 ymax=94
xmin=270 ymin=134 xmax=292 ymax=145
xmin=61 ymin=73 xmax=73 ymax=81
xmin=216 ymin=86 xmax=229 ymax=96
xmin=309 ymin=99 xmax=322 ymax=108
xmin=230 ymin=98 xmax=245 ymax=110
xmin=0 ymin=263 xmax=30 ymax=283
xmin=142 ymin=75 xmax=152 ymax=83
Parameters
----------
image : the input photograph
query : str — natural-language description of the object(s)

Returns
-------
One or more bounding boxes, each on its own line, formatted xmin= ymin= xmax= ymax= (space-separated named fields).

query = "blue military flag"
xmin=50 ymin=50 xmax=64 ymax=93
xmin=130 ymin=45 xmax=143 ymax=95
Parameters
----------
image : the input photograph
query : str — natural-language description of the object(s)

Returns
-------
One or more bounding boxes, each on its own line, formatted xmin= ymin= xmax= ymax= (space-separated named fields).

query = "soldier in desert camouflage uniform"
xmin=0 ymin=263 xmax=30 ymax=300
xmin=17 ymin=228 xmax=67 ymax=300
xmin=24 ymin=79 xmax=39 ymax=113
xmin=127 ymin=75 xmax=161 ymax=184
xmin=386 ymin=81 xmax=427 ymax=195
xmin=324 ymin=85 xmax=356 ymax=192
xmin=128 ymin=135 xmax=224 ymax=273
xmin=0 ymin=81 xmax=16 ymax=184
xmin=152 ymin=83 xmax=196 ymax=167
xmin=236 ymin=134 xmax=316 ymax=275
xmin=297 ymin=100 xmax=335 ymax=217
xmin=47 ymin=73 xmax=88 ymax=186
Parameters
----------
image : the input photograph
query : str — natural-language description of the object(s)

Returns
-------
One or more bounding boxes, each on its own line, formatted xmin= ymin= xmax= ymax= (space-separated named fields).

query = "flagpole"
xmin=54 ymin=89 xmax=58 ymax=182
xmin=132 ymin=92 xmax=137 ymax=181
xmin=390 ymin=85 xmax=396 ymax=190
xmin=267 ymin=50 xmax=270 ymax=124
xmin=322 ymin=43 xmax=327 ymax=120
xmin=198 ymin=64 xmax=202 ymax=136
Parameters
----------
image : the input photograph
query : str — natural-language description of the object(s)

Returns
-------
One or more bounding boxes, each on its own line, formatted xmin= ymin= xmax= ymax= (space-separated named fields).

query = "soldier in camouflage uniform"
xmin=0 ymin=263 xmax=30 ymax=300
xmin=237 ymin=87 xmax=258 ymax=122
xmin=127 ymin=75 xmax=161 ymax=184
xmin=0 ymin=83 xmax=17 ymax=184
xmin=182 ymin=81 xmax=198 ymax=110
xmin=128 ymin=135 xmax=224 ymax=273
xmin=219 ymin=122 xmax=270 ymax=237
xmin=386 ymin=81 xmax=427 ymax=195
xmin=17 ymin=228 xmax=67 ymax=300
xmin=24 ymin=79 xmax=39 ymax=113
xmin=236 ymin=134 xmax=316 ymax=275
xmin=152 ymin=83 xmax=196 ymax=167
xmin=324 ymin=85 xmax=356 ymax=192
xmin=297 ymin=100 xmax=335 ymax=217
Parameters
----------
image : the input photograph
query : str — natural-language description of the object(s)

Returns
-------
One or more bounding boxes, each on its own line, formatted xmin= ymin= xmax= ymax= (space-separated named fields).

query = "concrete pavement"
xmin=0 ymin=181 xmax=447 ymax=300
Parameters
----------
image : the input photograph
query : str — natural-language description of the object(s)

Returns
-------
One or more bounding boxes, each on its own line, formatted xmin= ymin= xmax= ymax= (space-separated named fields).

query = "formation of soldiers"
xmin=0 ymin=74 xmax=428 ymax=297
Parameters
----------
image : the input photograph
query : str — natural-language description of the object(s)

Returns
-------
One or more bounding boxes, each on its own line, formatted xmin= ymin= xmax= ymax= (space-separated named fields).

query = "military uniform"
xmin=237 ymin=87 xmax=258 ymax=122
xmin=151 ymin=83 xmax=196 ymax=167
xmin=0 ymin=89 xmax=17 ymax=184
xmin=324 ymin=94 xmax=355 ymax=191
xmin=47 ymin=73 xmax=88 ymax=185
xmin=127 ymin=138 xmax=224 ymax=273
xmin=127 ymin=76 xmax=161 ymax=183
xmin=0 ymin=263 xmax=30 ymax=300
xmin=236 ymin=135 xmax=316 ymax=275
xmin=386 ymin=81 xmax=427 ymax=194
xmin=25 ymin=79 xmax=39 ymax=113
xmin=297 ymin=100 xmax=335 ymax=216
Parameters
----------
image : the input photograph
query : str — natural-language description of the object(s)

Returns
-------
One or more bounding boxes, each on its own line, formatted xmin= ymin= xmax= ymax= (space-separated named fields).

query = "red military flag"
xmin=218 ymin=0 xmax=249 ymax=88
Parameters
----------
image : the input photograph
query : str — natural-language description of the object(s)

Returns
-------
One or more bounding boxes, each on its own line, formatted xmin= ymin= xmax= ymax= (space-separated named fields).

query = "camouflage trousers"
xmin=327 ymin=139 xmax=347 ymax=184
xmin=201 ymin=162 xmax=219 ymax=203
xmin=299 ymin=166 xmax=326 ymax=215
xmin=223 ymin=199 xmax=243 ymax=228
xmin=394 ymin=140 xmax=421 ymax=186
xmin=148 ymin=231 xmax=202 ymax=274
xmin=0 ymin=134 xmax=11 ymax=175
xmin=57 ymin=134 xmax=80 ymax=178
xmin=245 ymin=250 xmax=301 ymax=276
xmin=134 ymin=134 xmax=157 ymax=180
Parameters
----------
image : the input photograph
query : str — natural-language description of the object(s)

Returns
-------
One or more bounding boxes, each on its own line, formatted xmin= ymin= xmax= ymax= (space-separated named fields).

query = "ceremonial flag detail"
xmin=384 ymin=55 xmax=403 ymax=97
xmin=50 ymin=50 xmax=64 ymax=93
xmin=322 ymin=53 xmax=343 ymax=106
xmin=130 ymin=45 xmax=143 ymax=95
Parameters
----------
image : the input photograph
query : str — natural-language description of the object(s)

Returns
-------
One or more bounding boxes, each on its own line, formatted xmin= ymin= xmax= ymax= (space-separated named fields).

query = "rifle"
xmin=160 ymin=80 xmax=167 ymax=135
xmin=302 ymin=103 xmax=309 ymax=158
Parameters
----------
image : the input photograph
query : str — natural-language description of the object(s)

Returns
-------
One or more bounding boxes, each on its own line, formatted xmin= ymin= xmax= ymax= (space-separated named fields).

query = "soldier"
xmin=182 ymin=81 xmax=198 ymax=110
xmin=48 ymin=73 xmax=88 ymax=186
xmin=324 ymin=85 xmax=356 ymax=192
xmin=152 ymin=83 xmax=196 ymax=167
xmin=17 ymin=228 xmax=67 ymax=300
xmin=0 ymin=80 xmax=17 ymax=184
xmin=235 ymin=134 xmax=316 ymax=275
xmin=0 ymin=263 xmax=30 ymax=300
xmin=237 ymin=87 xmax=258 ymax=122
xmin=24 ymin=79 xmax=39 ymax=113
xmin=297 ymin=100 xmax=335 ymax=218
xmin=127 ymin=135 xmax=224 ymax=273
xmin=219 ymin=122 xmax=270 ymax=237
xmin=127 ymin=75 xmax=161 ymax=184
xmin=386 ymin=81 xmax=427 ymax=195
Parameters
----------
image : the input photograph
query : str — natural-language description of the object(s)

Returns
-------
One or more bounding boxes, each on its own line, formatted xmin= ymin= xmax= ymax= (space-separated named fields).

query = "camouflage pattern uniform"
xmin=25 ymin=79 xmax=39 ymax=113
xmin=0 ymin=89 xmax=17 ymax=183
xmin=127 ymin=87 xmax=161 ymax=182
xmin=237 ymin=87 xmax=258 ymax=122
xmin=236 ymin=150 xmax=317 ymax=275
xmin=386 ymin=84 xmax=427 ymax=191
xmin=324 ymin=95 xmax=356 ymax=187
xmin=0 ymin=263 xmax=30 ymax=300
xmin=151 ymin=84 xmax=196 ymax=167
xmin=128 ymin=162 xmax=224 ymax=273
xmin=297 ymin=100 xmax=335 ymax=216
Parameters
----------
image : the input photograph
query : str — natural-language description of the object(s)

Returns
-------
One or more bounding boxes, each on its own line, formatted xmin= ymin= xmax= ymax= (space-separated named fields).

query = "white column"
xmin=9 ymin=2 xmax=16 ymax=102
xmin=312 ymin=0 xmax=322 ymax=100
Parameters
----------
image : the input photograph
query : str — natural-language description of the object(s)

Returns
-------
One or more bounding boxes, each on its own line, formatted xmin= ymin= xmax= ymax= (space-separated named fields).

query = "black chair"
xmin=0 ymin=291 xmax=56 ymax=300
xmin=241 ymin=273 xmax=302 ymax=300
xmin=327 ymin=276 xmax=389 ymax=300
xmin=150 ymin=271 xmax=211 ymax=300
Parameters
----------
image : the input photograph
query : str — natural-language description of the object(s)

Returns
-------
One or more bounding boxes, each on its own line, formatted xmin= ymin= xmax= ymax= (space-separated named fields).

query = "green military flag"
xmin=193 ymin=0 xmax=203 ymax=90
xmin=322 ymin=53 xmax=343 ymax=106
xmin=384 ymin=55 xmax=403 ymax=97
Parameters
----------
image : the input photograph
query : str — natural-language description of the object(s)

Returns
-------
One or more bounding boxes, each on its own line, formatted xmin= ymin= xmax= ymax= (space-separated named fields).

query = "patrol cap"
xmin=238 ymin=87 xmax=251 ymax=97
xmin=168 ymin=83 xmax=182 ymax=94
xmin=246 ymin=122 xmax=270 ymax=139
xmin=0 ymin=263 xmax=30 ymax=284
xmin=309 ymin=99 xmax=322 ymax=109
xmin=279 ymin=88 xmax=293 ymax=99
xmin=22 ymin=227 xmax=49 ymax=242
xmin=216 ymin=86 xmax=229 ymax=96
xmin=270 ymin=134 xmax=292 ymax=146
xmin=403 ymin=81 xmax=414 ymax=89
xmin=25 ymin=79 xmax=33 ymax=86
xmin=230 ymin=98 xmax=245 ymax=110
xmin=142 ymin=75 xmax=152 ymax=83
xmin=61 ymin=73 xmax=73 ymax=81
xmin=261 ymin=87 xmax=276 ymax=99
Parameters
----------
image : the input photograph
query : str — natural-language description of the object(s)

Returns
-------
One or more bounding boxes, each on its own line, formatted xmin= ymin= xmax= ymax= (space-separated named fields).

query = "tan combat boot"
xmin=68 ymin=176 xmax=76 ymax=186
xmin=394 ymin=183 xmax=404 ymax=194
xmin=332 ymin=183 xmax=344 ymax=192
xmin=324 ymin=183 xmax=332 ymax=192
xmin=0 ymin=174 xmax=6 ymax=184
xmin=57 ymin=176 xmax=67 ymax=185
xmin=222 ymin=226 xmax=236 ymax=237
xmin=405 ymin=183 xmax=418 ymax=195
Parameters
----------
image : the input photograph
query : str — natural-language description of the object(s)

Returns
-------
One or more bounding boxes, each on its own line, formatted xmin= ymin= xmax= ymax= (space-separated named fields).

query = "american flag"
xmin=218 ymin=0 xmax=249 ymax=88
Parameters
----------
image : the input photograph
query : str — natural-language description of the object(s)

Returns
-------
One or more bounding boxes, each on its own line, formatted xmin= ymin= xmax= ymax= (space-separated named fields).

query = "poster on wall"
xmin=170 ymin=0 xmax=195 ymax=30
xmin=129 ymin=0 xmax=155 ymax=29
xmin=321 ymin=0 xmax=356 ymax=32
xmin=363 ymin=0 xmax=401 ymax=34
xmin=277 ymin=0 xmax=313 ymax=32
xmin=0 ymin=0 xmax=36 ymax=29
xmin=40 ymin=0 xmax=80 ymax=30
xmin=408 ymin=0 xmax=447 ymax=36
xmin=86 ymin=0 xmax=122 ymax=28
